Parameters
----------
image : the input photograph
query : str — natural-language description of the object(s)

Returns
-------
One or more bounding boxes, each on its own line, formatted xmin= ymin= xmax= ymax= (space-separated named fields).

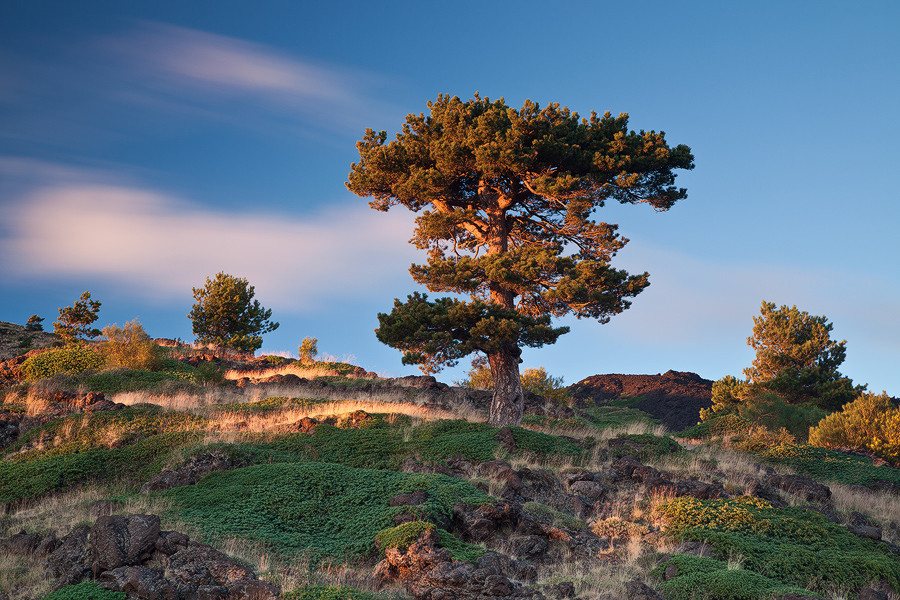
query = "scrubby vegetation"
xmin=1 ymin=321 xmax=898 ymax=600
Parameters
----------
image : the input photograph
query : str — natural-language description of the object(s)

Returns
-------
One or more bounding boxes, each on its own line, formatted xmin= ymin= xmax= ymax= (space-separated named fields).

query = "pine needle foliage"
xmin=188 ymin=272 xmax=279 ymax=352
xmin=53 ymin=291 xmax=101 ymax=344
xmin=348 ymin=93 xmax=693 ymax=426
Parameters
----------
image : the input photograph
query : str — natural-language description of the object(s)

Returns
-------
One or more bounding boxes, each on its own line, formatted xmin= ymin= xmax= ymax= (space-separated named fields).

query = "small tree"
xmin=348 ymin=94 xmax=693 ymax=426
xmin=54 ymin=291 xmax=101 ymax=344
xmin=25 ymin=315 xmax=44 ymax=331
xmin=188 ymin=272 xmax=279 ymax=352
xmin=744 ymin=301 xmax=860 ymax=410
xmin=298 ymin=337 xmax=318 ymax=364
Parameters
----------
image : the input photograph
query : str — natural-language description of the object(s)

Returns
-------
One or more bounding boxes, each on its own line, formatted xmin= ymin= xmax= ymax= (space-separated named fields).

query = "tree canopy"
xmin=347 ymin=94 xmax=693 ymax=426
xmin=744 ymin=301 xmax=860 ymax=410
xmin=188 ymin=272 xmax=279 ymax=352
xmin=54 ymin=291 xmax=101 ymax=344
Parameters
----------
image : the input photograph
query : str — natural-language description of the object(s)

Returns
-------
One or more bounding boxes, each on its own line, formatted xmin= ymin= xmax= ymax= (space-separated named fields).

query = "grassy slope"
xmin=2 ymin=346 xmax=900 ymax=600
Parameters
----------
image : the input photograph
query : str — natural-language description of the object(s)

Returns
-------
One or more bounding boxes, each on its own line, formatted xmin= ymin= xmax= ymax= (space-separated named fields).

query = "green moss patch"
xmin=161 ymin=462 xmax=492 ymax=559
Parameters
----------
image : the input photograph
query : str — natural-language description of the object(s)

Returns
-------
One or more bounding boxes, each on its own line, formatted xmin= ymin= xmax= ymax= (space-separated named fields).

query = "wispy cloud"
xmin=98 ymin=22 xmax=385 ymax=129
xmin=1 ymin=172 xmax=418 ymax=310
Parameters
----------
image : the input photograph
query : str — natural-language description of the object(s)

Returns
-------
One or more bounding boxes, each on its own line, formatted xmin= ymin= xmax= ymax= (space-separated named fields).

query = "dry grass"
xmin=0 ymin=552 xmax=52 ymax=600
xmin=830 ymin=483 xmax=900 ymax=545
xmin=221 ymin=362 xmax=354 ymax=381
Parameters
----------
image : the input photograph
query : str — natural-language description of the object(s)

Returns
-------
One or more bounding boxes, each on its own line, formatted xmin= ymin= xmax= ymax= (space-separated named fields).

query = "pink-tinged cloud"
xmin=103 ymin=22 xmax=370 ymax=108
xmin=2 ymin=183 xmax=418 ymax=310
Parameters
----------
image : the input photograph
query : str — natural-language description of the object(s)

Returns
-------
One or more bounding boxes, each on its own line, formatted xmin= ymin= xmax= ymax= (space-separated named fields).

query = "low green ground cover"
xmin=282 ymin=586 xmax=383 ymax=600
xmin=658 ymin=496 xmax=900 ymax=593
xmin=522 ymin=501 xmax=587 ymax=530
xmin=756 ymin=443 xmax=900 ymax=487
xmin=160 ymin=462 xmax=492 ymax=559
xmin=651 ymin=554 xmax=808 ymax=600
xmin=609 ymin=433 xmax=682 ymax=460
xmin=0 ymin=431 xmax=201 ymax=504
xmin=42 ymin=582 xmax=125 ymax=600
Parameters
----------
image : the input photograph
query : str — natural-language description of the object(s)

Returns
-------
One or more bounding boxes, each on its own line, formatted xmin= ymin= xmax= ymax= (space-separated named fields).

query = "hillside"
xmin=1 ymin=326 xmax=898 ymax=600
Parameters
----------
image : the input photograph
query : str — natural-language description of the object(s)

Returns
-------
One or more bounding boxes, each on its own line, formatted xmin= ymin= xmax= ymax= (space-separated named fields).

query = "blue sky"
xmin=1 ymin=1 xmax=898 ymax=394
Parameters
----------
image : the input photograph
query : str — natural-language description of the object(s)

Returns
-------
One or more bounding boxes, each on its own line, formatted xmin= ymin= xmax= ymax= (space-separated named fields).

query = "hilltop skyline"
xmin=1 ymin=2 xmax=898 ymax=394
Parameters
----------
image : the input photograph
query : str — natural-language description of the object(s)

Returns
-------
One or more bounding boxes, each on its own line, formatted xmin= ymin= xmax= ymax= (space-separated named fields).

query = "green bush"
xmin=678 ymin=414 xmax=753 ymax=439
xmin=21 ymin=346 xmax=103 ymax=380
xmin=0 ymin=430 xmax=202 ymax=504
xmin=376 ymin=520 xmax=434 ymax=551
xmin=809 ymin=391 xmax=900 ymax=465
xmin=42 ymin=582 xmax=125 ymax=600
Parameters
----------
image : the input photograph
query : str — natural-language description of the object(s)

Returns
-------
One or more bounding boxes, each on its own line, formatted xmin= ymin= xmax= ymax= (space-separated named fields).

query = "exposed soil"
xmin=568 ymin=370 xmax=714 ymax=432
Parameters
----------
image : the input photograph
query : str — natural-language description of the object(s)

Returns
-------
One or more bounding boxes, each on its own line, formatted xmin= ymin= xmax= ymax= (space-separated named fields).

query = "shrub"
xmin=161 ymin=462 xmax=492 ymax=559
xmin=520 ymin=366 xmax=570 ymax=404
xmin=21 ymin=346 xmax=103 ymax=381
xmin=282 ymin=587 xmax=381 ymax=600
xmin=809 ymin=392 xmax=900 ymax=465
xmin=54 ymin=291 xmax=101 ymax=344
xmin=99 ymin=319 xmax=162 ymax=371
xmin=376 ymin=520 xmax=434 ymax=551
xmin=457 ymin=359 xmax=570 ymax=404
xmin=299 ymin=337 xmax=318 ymax=364
xmin=193 ymin=362 xmax=225 ymax=386
xmin=651 ymin=554 xmax=808 ymax=600
xmin=700 ymin=375 xmax=746 ymax=421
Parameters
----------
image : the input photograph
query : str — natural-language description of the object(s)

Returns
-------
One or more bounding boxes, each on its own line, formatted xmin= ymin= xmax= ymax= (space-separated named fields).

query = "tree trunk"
xmin=487 ymin=346 xmax=525 ymax=427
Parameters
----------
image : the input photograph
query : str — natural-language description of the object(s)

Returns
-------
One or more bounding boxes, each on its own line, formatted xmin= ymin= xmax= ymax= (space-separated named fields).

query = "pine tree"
xmin=347 ymin=94 xmax=693 ymax=425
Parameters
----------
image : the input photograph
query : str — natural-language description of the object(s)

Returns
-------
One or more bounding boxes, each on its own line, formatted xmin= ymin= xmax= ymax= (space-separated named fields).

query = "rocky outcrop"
xmin=140 ymin=453 xmax=236 ymax=493
xmin=1 ymin=514 xmax=279 ymax=599
xmin=373 ymin=528 xmax=540 ymax=600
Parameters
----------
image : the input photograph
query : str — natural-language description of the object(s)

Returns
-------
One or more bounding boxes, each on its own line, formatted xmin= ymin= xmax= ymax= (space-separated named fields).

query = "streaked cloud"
xmin=1 ymin=176 xmax=418 ymax=310
xmin=98 ymin=22 xmax=383 ymax=128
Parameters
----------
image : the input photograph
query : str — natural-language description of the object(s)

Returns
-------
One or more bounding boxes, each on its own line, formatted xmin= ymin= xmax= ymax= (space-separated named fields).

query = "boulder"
xmin=44 ymin=524 xmax=92 ymax=586
xmin=91 ymin=514 xmax=161 ymax=574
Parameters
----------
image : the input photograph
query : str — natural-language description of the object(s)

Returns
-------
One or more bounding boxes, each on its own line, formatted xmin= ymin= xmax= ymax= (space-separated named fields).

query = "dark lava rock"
xmin=568 ymin=370 xmax=713 ymax=431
